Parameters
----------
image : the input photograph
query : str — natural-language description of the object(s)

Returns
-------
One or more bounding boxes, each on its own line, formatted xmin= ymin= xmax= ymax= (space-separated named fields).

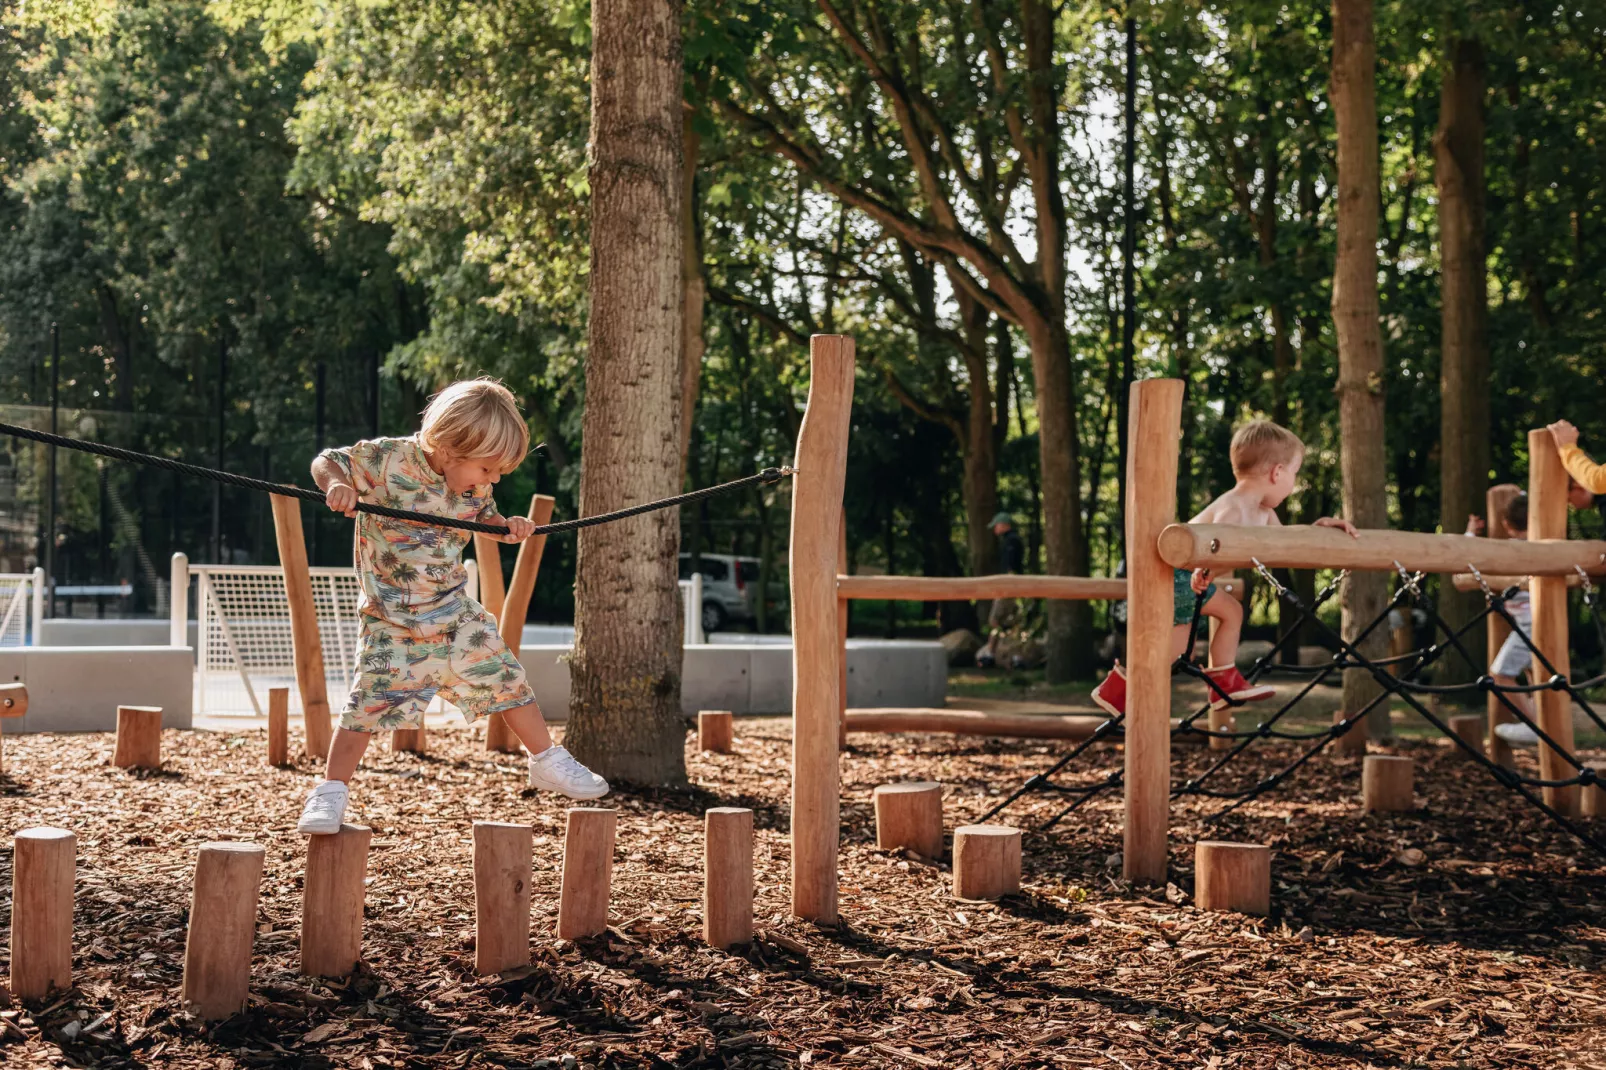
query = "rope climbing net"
xmin=984 ymin=561 xmax=1606 ymax=857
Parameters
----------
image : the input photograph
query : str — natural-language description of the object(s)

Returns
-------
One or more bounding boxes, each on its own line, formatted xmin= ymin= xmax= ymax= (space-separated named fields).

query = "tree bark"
xmin=1435 ymin=35 xmax=1489 ymax=682
xmin=565 ymin=0 xmax=686 ymax=784
xmin=679 ymin=102 xmax=706 ymax=475
xmin=1330 ymin=0 xmax=1391 ymax=736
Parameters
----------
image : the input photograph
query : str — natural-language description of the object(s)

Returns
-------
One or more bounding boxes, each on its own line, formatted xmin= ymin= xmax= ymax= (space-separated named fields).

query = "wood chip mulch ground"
xmin=3 ymin=717 xmax=1606 ymax=1069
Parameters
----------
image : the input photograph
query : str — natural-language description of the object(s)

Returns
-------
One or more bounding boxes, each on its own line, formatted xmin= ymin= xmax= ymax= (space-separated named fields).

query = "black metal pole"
xmin=45 ymin=322 xmax=59 ymax=617
xmin=1117 ymin=14 xmax=1138 ymax=544
xmin=212 ymin=330 xmax=226 ymax=563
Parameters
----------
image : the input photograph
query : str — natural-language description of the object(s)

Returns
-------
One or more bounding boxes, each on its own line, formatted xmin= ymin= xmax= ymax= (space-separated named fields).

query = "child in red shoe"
xmin=1092 ymin=419 xmax=1358 ymax=715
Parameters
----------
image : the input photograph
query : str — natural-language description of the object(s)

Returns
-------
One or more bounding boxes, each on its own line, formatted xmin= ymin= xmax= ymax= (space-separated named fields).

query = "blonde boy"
xmin=298 ymin=379 xmax=606 ymax=835
xmin=1091 ymin=419 xmax=1358 ymax=716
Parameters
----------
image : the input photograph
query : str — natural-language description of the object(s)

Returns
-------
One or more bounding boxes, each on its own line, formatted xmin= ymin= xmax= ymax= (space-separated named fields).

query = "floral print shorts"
xmin=338 ymin=607 xmax=535 ymax=732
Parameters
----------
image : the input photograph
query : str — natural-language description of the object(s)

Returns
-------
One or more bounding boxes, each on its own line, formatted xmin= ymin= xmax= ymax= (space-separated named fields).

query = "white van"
xmin=678 ymin=553 xmax=777 ymax=632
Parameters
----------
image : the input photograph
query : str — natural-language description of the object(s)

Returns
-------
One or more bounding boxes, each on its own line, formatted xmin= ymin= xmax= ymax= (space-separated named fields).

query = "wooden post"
xmin=472 ymin=821 xmax=533 ymax=974
xmin=1123 ymin=378 xmax=1185 ymax=885
xmin=873 ymin=782 xmax=943 ymax=860
xmin=557 ymin=807 xmax=616 ymax=940
xmin=1529 ymin=428 xmax=1580 ymax=816
xmin=113 ymin=705 xmax=163 ymax=770
xmin=181 ymin=842 xmax=265 ymax=1020
xmin=474 ymin=535 xmax=507 ymax=617
xmin=1447 ymin=714 xmax=1483 ymax=756
xmin=0 ymin=681 xmax=28 ymax=774
xmin=267 ymin=687 xmax=289 ymax=767
xmin=10 ymin=827 xmax=75 ymax=1000
xmin=703 ymin=807 xmax=753 ymax=949
xmin=271 ymin=495 xmax=332 ymax=761
xmin=391 ymin=724 xmax=426 ymax=754
xmin=300 ymin=823 xmax=371 ymax=978
xmin=1582 ymin=764 xmax=1606 ymax=817
xmin=486 ymin=494 xmax=556 ymax=753
xmin=837 ymin=506 xmax=849 ymax=750
xmin=698 ymin=710 xmax=733 ymax=753
xmin=1194 ymin=841 xmax=1270 ymax=915
xmin=1484 ymin=483 xmax=1522 ymax=768
xmin=1361 ymin=755 xmax=1414 ymax=812
xmin=951 ymin=825 xmax=1021 ymax=901
xmin=1332 ymin=710 xmax=1367 ymax=756
xmin=790 ymin=335 xmax=855 ymax=923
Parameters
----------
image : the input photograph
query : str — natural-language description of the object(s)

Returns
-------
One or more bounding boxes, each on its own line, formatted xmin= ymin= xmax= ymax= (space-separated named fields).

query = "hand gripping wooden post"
xmin=952 ymin=825 xmax=1021 ymax=900
xmin=10 ymin=827 xmax=75 ymax=1000
xmin=1529 ymin=428 xmax=1580 ymax=816
xmin=181 ymin=842 xmax=265 ymax=1020
xmin=703 ymin=807 xmax=753 ymax=949
xmin=485 ymin=494 xmax=556 ymax=753
xmin=698 ymin=710 xmax=733 ymax=753
xmin=113 ymin=705 xmax=163 ymax=769
xmin=271 ymin=495 xmax=333 ymax=761
xmin=301 ymin=823 xmax=372 ymax=978
xmin=1362 ymin=755 xmax=1415 ymax=813
xmin=0 ymin=681 xmax=28 ymax=773
xmin=472 ymin=821 xmax=533 ymax=974
xmin=790 ymin=335 xmax=856 ymax=924
xmin=1484 ymin=483 xmax=1523 ymax=768
xmin=1194 ymin=841 xmax=1270 ymax=915
xmin=557 ymin=808 xmax=617 ymax=940
xmin=873 ymin=782 xmax=944 ymax=860
xmin=1124 ymin=378 xmax=1185 ymax=885
xmin=267 ymin=686 xmax=289 ymax=766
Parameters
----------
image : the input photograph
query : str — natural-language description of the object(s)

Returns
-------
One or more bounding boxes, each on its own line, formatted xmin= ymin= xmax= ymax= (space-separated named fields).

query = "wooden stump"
xmin=181 ymin=842 xmax=265 ymax=1020
xmin=1582 ymin=764 xmax=1606 ymax=818
xmin=558 ymin=808 xmax=617 ymax=940
xmin=1194 ymin=841 xmax=1270 ymax=915
xmin=1362 ymin=755 xmax=1415 ymax=813
xmin=873 ymin=782 xmax=943 ymax=860
xmin=472 ymin=821 xmax=533 ymax=975
xmin=267 ymin=687 xmax=289 ymax=767
xmin=10 ymin=827 xmax=75 ymax=1000
xmin=301 ymin=824 xmax=372 ymax=978
xmin=391 ymin=725 xmax=426 ymax=755
xmin=114 ymin=705 xmax=162 ymax=770
xmin=0 ymin=681 xmax=28 ymax=775
xmin=698 ymin=710 xmax=733 ymax=754
xmin=951 ymin=825 xmax=1021 ymax=901
xmin=1332 ymin=710 xmax=1367 ymax=756
xmin=703 ymin=808 xmax=753 ymax=949
xmin=1447 ymin=714 xmax=1483 ymax=756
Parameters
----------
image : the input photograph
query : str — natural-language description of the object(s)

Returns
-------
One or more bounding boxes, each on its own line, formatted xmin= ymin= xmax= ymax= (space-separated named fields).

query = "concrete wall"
xmin=0 ymin=646 xmax=194 ymax=734
xmin=39 ymin=619 xmax=198 ymax=651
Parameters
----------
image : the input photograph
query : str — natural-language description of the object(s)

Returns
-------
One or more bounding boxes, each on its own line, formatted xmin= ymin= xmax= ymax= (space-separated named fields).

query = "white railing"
xmin=681 ymin=574 xmax=706 ymax=645
xmin=0 ymin=568 xmax=45 ymax=647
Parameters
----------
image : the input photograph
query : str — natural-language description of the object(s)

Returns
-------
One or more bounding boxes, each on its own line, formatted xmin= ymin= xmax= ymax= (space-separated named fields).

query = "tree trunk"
xmin=679 ymin=103 xmax=706 ymax=476
xmin=565 ymin=0 xmax=686 ymax=785
xmin=1030 ymin=317 xmax=1091 ymax=681
xmin=1435 ymin=35 xmax=1489 ymax=683
xmin=1330 ymin=0 xmax=1391 ymax=737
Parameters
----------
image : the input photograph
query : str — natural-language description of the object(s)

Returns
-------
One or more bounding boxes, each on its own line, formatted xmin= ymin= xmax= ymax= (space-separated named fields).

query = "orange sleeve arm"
xmin=1559 ymin=444 xmax=1606 ymax=494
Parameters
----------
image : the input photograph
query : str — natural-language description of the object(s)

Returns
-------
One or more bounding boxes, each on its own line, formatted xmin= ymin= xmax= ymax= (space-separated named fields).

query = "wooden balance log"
xmin=1446 ymin=714 xmax=1484 ymax=756
xmin=558 ymin=808 xmax=617 ymax=940
xmin=301 ymin=824 xmax=373 ymax=978
xmin=698 ymin=710 xmax=734 ymax=754
xmin=10 ymin=826 xmax=75 ymax=1000
xmin=703 ymin=808 xmax=753 ymax=949
xmin=181 ymin=842 xmax=266 ymax=1020
xmin=472 ymin=821 xmax=533 ymax=975
xmin=1362 ymin=755 xmax=1415 ymax=813
xmin=873 ymin=782 xmax=944 ymax=860
xmin=1194 ymin=841 xmax=1270 ymax=915
xmin=951 ymin=825 xmax=1022 ymax=901
xmin=0 ymin=681 xmax=28 ymax=774
xmin=114 ymin=705 xmax=163 ymax=770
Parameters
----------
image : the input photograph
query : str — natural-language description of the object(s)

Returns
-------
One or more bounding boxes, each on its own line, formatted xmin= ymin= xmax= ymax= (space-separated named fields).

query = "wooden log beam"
xmin=1451 ymin=571 xmax=1583 ymax=592
xmin=271 ymin=495 xmax=332 ymax=761
xmin=836 ymin=574 xmax=1127 ymax=602
xmin=1159 ymin=522 xmax=1606 ymax=576
xmin=844 ymin=708 xmax=1205 ymax=745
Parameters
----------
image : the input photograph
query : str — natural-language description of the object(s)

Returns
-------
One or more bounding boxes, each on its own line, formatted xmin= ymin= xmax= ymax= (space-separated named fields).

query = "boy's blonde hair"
xmin=418 ymin=378 xmax=530 ymax=473
xmin=1230 ymin=420 xmax=1304 ymax=476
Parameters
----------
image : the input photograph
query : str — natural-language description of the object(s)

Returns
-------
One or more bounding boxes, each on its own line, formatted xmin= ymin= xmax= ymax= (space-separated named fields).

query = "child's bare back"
xmin=1191 ymin=485 xmax=1283 ymax=528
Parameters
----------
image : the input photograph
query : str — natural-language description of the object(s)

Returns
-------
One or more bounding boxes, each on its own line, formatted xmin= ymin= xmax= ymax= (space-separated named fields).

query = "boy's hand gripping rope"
xmin=0 ymin=421 xmax=793 ymax=537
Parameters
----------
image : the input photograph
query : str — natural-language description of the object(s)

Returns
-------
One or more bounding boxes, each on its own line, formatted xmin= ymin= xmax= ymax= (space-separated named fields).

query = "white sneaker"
xmin=528 ymin=745 xmax=609 ymax=799
xmin=297 ymin=780 xmax=350 ymax=835
xmin=1494 ymin=722 xmax=1540 ymax=748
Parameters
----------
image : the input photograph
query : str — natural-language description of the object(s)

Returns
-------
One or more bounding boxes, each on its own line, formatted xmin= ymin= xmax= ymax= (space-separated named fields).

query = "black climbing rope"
xmin=0 ymin=421 xmax=792 ymax=537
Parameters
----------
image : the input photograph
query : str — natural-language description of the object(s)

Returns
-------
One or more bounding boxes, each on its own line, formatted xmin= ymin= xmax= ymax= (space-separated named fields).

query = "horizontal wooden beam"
xmin=1158 ymin=523 xmax=1606 ymax=577
xmin=837 ymin=574 xmax=1126 ymax=602
xmin=1451 ymin=572 xmax=1585 ymax=593
xmin=844 ymin=708 xmax=1205 ymax=745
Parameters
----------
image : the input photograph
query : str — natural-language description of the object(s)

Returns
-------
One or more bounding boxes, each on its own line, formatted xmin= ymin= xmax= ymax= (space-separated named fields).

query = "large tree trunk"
xmin=1031 ymin=317 xmax=1091 ymax=681
xmin=678 ymin=103 xmax=706 ymax=475
xmin=565 ymin=0 xmax=686 ymax=785
xmin=1435 ymin=36 xmax=1489 ymax=682
xmin=1331 ymin=0 xmax=1391 ymax=737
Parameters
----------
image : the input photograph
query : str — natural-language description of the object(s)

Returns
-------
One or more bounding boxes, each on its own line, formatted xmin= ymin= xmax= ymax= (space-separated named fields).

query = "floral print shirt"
xmin=318 ymin=436 xmax=497 ymax=631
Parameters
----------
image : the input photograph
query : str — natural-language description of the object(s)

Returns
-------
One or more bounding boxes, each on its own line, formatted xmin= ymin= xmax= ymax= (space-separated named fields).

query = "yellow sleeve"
xmin=1558 ymin=445 xmax=1606 ymax=495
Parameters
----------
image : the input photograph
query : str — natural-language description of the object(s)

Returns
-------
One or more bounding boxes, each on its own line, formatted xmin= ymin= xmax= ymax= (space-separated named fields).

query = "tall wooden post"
xmin=1123 ymin=378 xmax=1184 ymax=885
xmin=10 ymin=827 xmax=75 ymax=999
xmin=271 ymin=496 xmax=332 ymax=761
xmin=267 ymin=686 xmax=289 ymax=766
xmin=1484 ymin=482 xmax=1522 ymax=768
xmin=1529 ymin=428 xmax=1578 ymax=815
xmin=486 ymin=494 xmax=556 ymax=753
xmin=181 ymin=842 xmax=265 ymax=1020
xmin=790 ymin=335 xmax=856 ymax=923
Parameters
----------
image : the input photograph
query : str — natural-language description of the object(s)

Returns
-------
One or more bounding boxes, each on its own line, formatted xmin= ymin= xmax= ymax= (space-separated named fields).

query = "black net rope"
xmin=0 ymin=420 xmax=791 ymax=537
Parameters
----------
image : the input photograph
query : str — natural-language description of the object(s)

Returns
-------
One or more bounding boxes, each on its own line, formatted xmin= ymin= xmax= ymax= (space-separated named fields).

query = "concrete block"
xmin=518 ymin=645 xmax=571 ymax=721
xmin=847 ymin=641 xmax=947 ymax=709
xmin=747 ymin=644 xmax=794 ymax=714
xmin=11 ymin=647 xmax=193 ymax=733
xmin=681 ymin=646 xmax=751 ymax=715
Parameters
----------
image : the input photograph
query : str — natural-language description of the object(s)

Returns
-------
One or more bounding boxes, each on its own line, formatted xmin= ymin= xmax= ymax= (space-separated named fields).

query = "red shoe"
xmin=1091 ymin=662 xmax=1127 ymax=716
xmin=1205 ymin=665 xmax=1277 ymax=710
